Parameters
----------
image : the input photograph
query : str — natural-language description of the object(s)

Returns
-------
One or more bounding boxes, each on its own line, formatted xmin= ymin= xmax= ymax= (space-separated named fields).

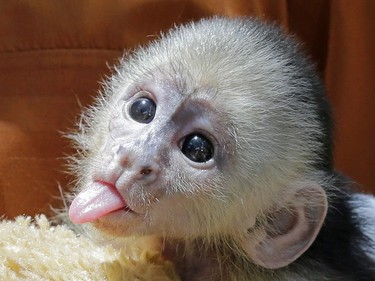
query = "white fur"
xmin=351 ymin=193 xmax=375 ymax=261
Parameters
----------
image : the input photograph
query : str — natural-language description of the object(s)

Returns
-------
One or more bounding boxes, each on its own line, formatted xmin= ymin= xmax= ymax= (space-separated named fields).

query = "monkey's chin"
xmin=92 ymin=208 xmax=147 ymax=237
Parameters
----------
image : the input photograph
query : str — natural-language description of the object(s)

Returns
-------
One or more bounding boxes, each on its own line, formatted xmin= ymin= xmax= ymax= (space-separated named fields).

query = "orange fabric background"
xmin=0 ymin=1 xmax=374 ymax=218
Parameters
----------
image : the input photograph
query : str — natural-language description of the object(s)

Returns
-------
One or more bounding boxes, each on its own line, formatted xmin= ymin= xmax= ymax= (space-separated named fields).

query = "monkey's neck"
xmin=162 ymin=238 xmax=270 ymax=281
xmin=162 ymin=239 xmax=223 ymax=281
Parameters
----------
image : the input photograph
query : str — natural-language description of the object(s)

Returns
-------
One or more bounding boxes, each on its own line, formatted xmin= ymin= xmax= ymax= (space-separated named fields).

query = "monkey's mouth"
xmin=69 ymin=181 xmax=134 ymax=224
xmin=109 ymin=204 xmax=133 ymax=214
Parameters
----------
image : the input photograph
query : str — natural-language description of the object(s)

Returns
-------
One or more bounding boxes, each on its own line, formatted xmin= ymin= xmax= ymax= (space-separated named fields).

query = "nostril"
xmin=140 ymin=168 xmax=153 ymax=176
xmin=115 ymin=145 xmax=132 ymax=167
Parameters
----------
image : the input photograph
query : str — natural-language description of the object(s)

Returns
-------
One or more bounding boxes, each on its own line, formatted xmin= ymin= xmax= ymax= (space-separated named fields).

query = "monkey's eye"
xmin=129 ymin=97 xmax=156 ymax=123
xmin=181 ymin=134 xmax=214 ymax=163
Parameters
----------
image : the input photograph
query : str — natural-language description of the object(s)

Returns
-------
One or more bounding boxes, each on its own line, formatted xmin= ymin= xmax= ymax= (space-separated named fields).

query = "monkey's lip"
xmin=107 ymin=202 xmax=134 ymax=216
xmin=99 ymin=181 xmax=135 ymax=212
xmin=69 ymin=180 xmax=134 ymax=224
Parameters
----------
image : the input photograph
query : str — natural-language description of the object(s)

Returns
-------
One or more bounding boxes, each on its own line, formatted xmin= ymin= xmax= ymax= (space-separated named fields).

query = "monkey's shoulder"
xmin=301 ymin=189 xmax=375 ymax=280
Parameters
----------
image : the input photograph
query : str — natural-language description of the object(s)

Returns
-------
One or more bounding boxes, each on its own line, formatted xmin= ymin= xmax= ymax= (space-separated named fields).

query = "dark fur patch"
xmin=298 ymin=173 xmax=375 ymax=280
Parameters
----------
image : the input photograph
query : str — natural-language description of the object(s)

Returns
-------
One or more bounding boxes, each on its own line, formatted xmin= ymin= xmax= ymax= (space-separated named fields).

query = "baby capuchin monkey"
xmin=68 ymin=17 xmax=375 ymax=280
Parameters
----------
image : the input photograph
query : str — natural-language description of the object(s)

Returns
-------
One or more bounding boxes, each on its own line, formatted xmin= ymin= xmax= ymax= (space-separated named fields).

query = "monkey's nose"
xmin=115 ymin=145 xmax=161 ymax=184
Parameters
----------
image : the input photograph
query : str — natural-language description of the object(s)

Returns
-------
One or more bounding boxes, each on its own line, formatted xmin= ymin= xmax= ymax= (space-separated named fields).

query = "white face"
xmin=69 ymin=78 xmax=237 ymax=237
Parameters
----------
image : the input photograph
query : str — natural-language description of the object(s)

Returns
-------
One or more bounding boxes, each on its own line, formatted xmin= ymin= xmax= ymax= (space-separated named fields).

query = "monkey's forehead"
xmin=108 ymin=17 xmax=324 ymax=141
xmin=115 ymin=17 xmax=311 ymax=104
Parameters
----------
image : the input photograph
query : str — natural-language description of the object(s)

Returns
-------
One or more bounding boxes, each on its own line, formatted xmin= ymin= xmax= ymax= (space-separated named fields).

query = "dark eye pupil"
xmin=129 ymin=98 xmax=156 ymax=123
xmin=181 ymin=134 xmax=214 ymax=163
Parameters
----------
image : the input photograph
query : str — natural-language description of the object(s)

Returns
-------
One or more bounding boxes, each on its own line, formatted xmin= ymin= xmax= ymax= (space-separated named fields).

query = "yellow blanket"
xmin=0 ymin=215 xmax=178 ymax=281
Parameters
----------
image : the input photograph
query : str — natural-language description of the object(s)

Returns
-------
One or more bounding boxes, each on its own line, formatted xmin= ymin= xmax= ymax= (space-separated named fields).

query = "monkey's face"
xmin=68 ymin=18 xmax=330 ymax=269
xmin=69 ymin=78 xmax=240 ymax=237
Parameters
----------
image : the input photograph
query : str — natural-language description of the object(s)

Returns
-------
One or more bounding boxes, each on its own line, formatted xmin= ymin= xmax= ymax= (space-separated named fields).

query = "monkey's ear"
xmin=241 ymin=184 xmax=328 ymax=269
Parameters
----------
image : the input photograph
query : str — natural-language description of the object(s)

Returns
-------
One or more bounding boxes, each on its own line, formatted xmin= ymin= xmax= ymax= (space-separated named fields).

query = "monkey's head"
xmin=69 ymin=18 xmax=330 ymax=269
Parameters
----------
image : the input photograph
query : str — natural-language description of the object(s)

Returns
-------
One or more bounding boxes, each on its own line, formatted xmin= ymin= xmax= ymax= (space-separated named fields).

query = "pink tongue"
xmin=69 ymin=181 xmax=126 ymax=224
